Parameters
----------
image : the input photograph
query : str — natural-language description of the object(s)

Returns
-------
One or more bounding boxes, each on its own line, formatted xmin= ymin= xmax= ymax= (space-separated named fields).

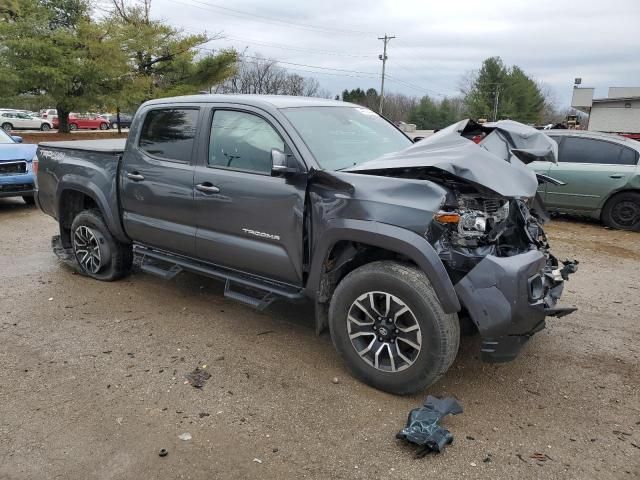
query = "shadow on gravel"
xmin=0 ymin=198 xmax=36 ymax=212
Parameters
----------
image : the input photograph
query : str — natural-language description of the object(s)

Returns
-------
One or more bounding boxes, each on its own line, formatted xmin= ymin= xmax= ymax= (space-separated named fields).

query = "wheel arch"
xmin=306 ymin=219 xmax=460 ymax=334
xmin=56 ymin=179 xmax=128 ymax=246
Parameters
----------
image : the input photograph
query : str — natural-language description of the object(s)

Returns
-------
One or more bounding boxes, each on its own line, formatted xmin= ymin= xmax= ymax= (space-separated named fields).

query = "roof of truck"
xmin=143 ymin=94 xmax=355 ymax=109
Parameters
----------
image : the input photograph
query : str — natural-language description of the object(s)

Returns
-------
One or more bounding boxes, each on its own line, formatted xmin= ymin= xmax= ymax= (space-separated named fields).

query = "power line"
xmin=171 ymin=0 xmax=375 ymax=37
xmin=224 ymin=35 xmax=377 ymax=58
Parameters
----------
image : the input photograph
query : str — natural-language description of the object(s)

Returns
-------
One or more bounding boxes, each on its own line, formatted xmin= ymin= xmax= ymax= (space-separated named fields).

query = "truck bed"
xmin=38 ymin=138 xmax=127 ymax=153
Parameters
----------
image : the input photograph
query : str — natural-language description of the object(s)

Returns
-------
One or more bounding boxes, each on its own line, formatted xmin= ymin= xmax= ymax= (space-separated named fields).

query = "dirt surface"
xmin=0 ymin=201 xmax=638 ymax=479
xmin=18 ymin=131 xmax=128 ymax=144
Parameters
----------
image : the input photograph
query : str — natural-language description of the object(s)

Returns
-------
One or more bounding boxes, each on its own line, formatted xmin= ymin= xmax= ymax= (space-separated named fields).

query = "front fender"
xmin=305 ymin=218 xmax=461 ymax=313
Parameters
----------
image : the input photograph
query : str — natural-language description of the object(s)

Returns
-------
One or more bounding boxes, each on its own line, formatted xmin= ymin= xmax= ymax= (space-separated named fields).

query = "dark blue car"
xmin=0 ymin=129 xmax=37 ymax=204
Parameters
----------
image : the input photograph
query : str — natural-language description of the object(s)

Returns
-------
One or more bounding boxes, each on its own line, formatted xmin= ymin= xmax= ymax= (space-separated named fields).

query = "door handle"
xmin=196 ymin=183 xmax=220 ymax=194
xmin=127 ymin=172 xmax=145 ymax=181
xmin=609 ymin=174 xmax=624 ymax=179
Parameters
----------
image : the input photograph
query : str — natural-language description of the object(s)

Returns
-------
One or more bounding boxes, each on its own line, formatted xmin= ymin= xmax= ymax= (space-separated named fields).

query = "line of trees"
xmin=343 ymin=57 xmax=564 ymax=129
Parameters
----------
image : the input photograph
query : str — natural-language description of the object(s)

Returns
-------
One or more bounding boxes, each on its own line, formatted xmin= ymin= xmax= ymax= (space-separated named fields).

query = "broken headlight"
xmin=434 ymin=196 xmax=509 ymax=243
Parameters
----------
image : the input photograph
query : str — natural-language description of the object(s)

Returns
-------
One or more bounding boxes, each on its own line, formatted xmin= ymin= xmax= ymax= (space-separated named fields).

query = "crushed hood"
xmin=346 ymin=119 xmax=558 ymax=198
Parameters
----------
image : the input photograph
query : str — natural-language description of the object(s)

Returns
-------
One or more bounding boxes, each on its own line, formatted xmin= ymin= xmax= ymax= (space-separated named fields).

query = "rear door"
xmin=546 ymin=136 xmax=639 ymax=211
xmin=120 ymin=106 xmax=201 ymax=256
xmin=193 ymin=106 xmax=307 ymax=285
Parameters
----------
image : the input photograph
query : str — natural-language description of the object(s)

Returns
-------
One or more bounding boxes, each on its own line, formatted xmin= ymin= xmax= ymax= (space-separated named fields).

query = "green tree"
xmin=409 ymin=96 xmax=463 ymax=130
xmin=0 ymin=0 xmax=129 ymax=132
xmin=462 ymin=57 xmax=547 ymax=124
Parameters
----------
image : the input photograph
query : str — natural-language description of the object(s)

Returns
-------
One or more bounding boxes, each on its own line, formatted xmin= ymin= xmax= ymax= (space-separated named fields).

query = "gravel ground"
xmin=0 ymin=199 xmax=638 ymax=479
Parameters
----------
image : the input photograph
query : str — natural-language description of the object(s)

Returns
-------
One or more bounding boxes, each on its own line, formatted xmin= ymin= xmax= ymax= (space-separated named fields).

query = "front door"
xmin=193 ymin=107 xmax=307 ymax=285
xmin=120 ymin=107 xmax=201 ymax=256
xmin=545 ymin=136 xmax=638 ymax=212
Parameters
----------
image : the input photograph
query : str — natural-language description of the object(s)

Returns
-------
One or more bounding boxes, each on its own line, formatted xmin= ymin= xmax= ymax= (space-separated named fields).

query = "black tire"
xmin=69 ymin=123 xmax=78 ymax=131
xmin=111 ymin=122 xmax=118 ymax=130
xmin=40 ymin=123 xmax=51 ymax=132
xmin=70 ymin=209 xmax=132 ymax=281
xmin=99 ymin=122 xmax=109 ymax=130
xmin=2 ymin=122 xmax=13 ymax=132
xmin=601 ymin=191 xmax=640 ymax=231
xmin=328 ymin=261 xmax=460 ymax=395
xmin=22 ymin=195 xmax=35 ymax=205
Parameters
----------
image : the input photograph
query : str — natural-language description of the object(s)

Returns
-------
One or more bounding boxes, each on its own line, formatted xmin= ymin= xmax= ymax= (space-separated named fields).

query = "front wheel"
xmin=99 ymin=122 xmax=109 ymax=130
xmin=70 ymin=210 xmax=132 ymax=281
xmin=40 ymin=123 xmax=51 ymax=131
xmin=111 ymin=122 xmax=118 ymax=130
xmin=328 ymin=261 xmax=460 ymax=395
xmin=22 ymin=196 xmax=35 ymax=205
xmin=69 ymin=123 xmax=78 ymax=131
xmin=2 ymin=122 xmax=12 ymax=132
xmin=602 ymin=191 xmax=640 ymax=231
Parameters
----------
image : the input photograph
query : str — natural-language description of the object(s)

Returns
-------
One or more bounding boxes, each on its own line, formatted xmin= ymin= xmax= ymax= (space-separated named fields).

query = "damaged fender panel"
xmin=305 ymin=170 xmax=461 ymax=313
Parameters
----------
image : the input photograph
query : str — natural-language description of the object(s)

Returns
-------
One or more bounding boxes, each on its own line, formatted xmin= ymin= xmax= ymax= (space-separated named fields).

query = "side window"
xmin=619 ymin=146 xmax=639 ymax=166
xmin=209 ymin=110 xmax=284 ymax=174
xmin=561 ymin=137 xmax=623 ymax=164
xmin=139 ymin=108 xmax=199 ymax=162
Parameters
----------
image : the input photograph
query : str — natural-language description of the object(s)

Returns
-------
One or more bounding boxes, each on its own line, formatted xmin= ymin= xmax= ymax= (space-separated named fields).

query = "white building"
xmin=571 ymin=87 xmax=640 ymax=134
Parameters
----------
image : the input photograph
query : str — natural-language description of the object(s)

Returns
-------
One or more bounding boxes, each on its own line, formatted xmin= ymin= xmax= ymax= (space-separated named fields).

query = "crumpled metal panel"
xmin=346 ymin=119 xmax=558 ymax=199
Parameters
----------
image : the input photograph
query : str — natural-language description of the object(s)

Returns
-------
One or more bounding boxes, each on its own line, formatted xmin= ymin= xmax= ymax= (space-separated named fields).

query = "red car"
xmin=52 ymin=114 xmax=110 ymax=131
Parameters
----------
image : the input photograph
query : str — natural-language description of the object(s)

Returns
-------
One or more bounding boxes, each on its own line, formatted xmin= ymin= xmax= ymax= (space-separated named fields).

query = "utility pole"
xmin=492 ymin=85 xmax=501 ymax=121
xmin=378 ymin=34 xmax=395 ymax=114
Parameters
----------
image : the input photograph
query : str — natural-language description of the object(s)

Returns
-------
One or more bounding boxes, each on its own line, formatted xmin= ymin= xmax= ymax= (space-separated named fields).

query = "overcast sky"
xmin=150 ymin=0 xmax=640 ymax=108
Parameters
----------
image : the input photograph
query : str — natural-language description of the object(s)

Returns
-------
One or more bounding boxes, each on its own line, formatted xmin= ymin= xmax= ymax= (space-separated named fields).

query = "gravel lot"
xmin=1 ymin=199 xmax=638 ymax=479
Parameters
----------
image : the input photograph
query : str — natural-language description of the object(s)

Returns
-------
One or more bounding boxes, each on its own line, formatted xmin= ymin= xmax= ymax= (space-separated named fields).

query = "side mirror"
xmin=11 ymin=136 xmax=23 ymax=143
xmin=412 ymin=136 xmax=424 ymax=143
xmin=271 ymin=148 xmax=298 ymax=176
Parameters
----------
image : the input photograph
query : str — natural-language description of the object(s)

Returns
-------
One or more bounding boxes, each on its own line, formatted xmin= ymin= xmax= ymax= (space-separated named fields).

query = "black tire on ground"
xmin=99 ymin=122 xmax=109 ymax=130
xmin=40 ymin=123 xmax=51 ymax=131
xmin=328 ymin=261 xmax=460 ymax=395
xmin=69 ymin=123 xmax=78 ymax=131
xmin=70 ymin=209 xmax=132 ymax=281
xmin=22 ymin=196 xmax=35 ymax=205
xmin=2 ymin=122 xmax=13 ymax=132
xmin=601 ymin=191 xmax=640 ymax=231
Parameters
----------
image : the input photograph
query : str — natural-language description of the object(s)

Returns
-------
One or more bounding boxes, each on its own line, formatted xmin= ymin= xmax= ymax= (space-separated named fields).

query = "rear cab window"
xmin=138 ymin=108 xmax=199 ymax=162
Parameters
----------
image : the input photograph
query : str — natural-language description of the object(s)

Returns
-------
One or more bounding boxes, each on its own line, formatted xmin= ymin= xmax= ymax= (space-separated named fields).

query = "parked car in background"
xmin=530 ymin=130 xmax=640 ymax=231
xmin=52 ymin=114 xmax=110 ymax=131
xmin=101 ymin=113 xmax=134 ymax=129
xmin=0 ymin=111 xmax=53 ymax=132
xmin=39 ymin=109 xmax=57 ymax=120
xmin=0 ymin=128 xmax=37 ymax=204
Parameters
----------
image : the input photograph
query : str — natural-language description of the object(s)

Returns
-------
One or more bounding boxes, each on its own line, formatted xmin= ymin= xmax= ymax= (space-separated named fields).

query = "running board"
xmin=133 ymin=245 xmax=303 ymax=308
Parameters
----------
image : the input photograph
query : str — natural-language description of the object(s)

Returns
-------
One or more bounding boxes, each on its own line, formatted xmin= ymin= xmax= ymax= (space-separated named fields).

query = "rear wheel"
xmin=40 ymin=123 xmax=51 ymax=131
xmin=328 ymin=261 xmax=460 ymax=395
xmin=99 ymin=122 xmax=109 ymax=130
xmin=69 ymin=123 xmax=78 ymax=131
xmin=70 ymin=210 xmax=132 ymax=281
xmin=602 ymin=191 xmax=640 ymax=231
xmin=2 ymin=122 xmax=12 ymax=132
xmin=111 ymin=122 xmax=118 ymax=129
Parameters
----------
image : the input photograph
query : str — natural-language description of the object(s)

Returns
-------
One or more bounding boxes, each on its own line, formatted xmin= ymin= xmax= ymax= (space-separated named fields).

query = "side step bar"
xmin=133 ymin=244 xmax=303 ymax=309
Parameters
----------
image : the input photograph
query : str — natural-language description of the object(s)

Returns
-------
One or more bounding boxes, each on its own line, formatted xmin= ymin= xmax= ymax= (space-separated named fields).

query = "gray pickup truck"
xmin=35 ymin=95 xmax=577 ymax=394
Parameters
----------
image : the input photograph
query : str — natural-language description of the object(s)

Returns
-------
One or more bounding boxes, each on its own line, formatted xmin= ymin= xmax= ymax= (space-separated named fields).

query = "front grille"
xmin=0 ymin=161 xmax=27 ymax=176
xmin=0 ymin=183 xmax=32 ymax=192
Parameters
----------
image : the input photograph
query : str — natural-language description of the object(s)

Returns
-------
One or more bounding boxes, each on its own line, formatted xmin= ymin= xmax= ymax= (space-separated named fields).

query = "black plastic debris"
xmin=185 ymin=367 xmax=211 ymax=388
xmin=396 ymin=395 xmax=463 ymax=457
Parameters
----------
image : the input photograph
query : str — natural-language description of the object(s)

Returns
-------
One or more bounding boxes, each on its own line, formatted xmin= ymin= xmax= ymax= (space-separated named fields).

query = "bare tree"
xmin=381 ymin=93 xmax=419 ymax=123
xmin=214 ymin=54 xmax=324 ymax=97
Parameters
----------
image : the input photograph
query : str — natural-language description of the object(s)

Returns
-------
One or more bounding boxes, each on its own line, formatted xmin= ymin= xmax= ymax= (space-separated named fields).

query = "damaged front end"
xmin=348 ymin=119 xmax=578 ymax=362
xmin=428 ymin=192 xmax=578 ymax=361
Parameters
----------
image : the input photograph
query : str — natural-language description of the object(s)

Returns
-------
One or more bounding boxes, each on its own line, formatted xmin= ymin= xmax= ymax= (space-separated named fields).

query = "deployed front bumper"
xmin=455 ymin=249 xmax=577 ymax=362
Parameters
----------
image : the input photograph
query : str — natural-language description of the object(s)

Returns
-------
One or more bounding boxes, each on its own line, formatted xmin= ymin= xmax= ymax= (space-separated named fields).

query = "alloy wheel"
xmin=347 ymin=291 xmax=422 ymax=372
xmin=73 ymin=226 xmax=102 ymax=274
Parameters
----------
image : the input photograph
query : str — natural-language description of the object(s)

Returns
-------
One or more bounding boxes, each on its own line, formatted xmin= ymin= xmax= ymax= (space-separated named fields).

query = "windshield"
xmin=281 ymin=106 xmax=411 ymax=171
xmin=0 ymin=128 xmax=15 ymax=144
